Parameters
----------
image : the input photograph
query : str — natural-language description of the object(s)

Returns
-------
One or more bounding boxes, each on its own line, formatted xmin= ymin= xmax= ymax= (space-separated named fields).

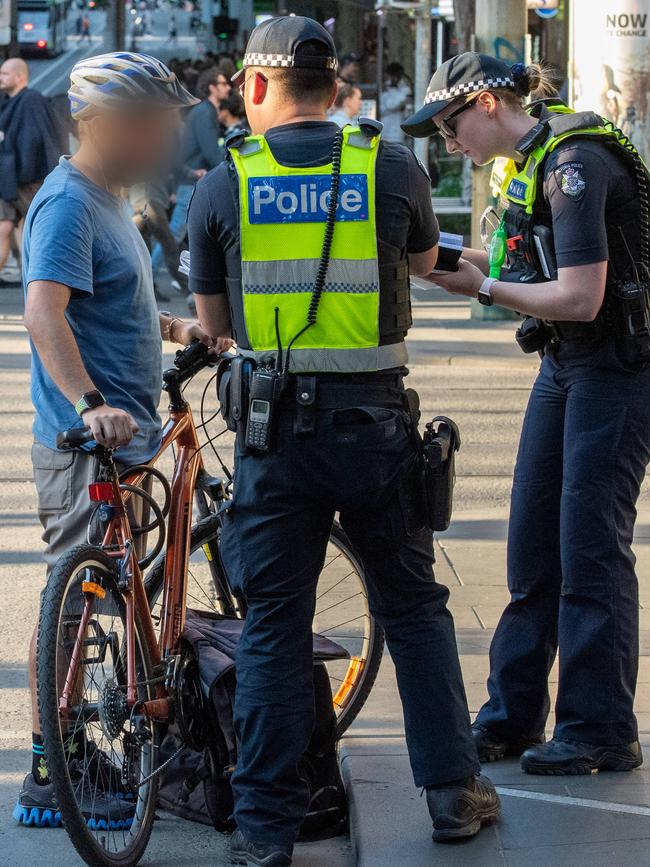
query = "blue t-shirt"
xmin=23 ymin=157 xmax=162 ymax=465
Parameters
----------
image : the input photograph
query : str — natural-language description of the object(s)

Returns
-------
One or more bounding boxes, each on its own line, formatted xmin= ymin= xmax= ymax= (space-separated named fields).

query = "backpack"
xmin=156 ymin=609 xmax=349 ymax=840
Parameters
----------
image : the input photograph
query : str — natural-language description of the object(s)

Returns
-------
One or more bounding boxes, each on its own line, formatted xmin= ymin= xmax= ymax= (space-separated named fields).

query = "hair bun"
xmin=510 ymin=62 xmax=530 ymax=97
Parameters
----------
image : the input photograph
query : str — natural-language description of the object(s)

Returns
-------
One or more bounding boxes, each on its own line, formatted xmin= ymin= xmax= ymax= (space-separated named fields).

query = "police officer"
xmin=188 ymin=17 xmax=500 ymax=866
xmin=402 ymin=53 xmax=650 ymax=776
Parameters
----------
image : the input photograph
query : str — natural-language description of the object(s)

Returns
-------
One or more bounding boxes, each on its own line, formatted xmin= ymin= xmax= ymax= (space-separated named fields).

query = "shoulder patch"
xmin=554 ymin=161 xmax=586 ymax=201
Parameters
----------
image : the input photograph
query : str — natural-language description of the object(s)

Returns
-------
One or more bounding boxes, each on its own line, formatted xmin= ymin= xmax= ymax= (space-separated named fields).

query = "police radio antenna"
xmin=282 ymin=130 xmax=345 ymax=374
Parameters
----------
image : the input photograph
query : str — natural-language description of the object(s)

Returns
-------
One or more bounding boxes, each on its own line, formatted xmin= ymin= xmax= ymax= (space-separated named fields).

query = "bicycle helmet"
xmin=68 ymin=51 xmax=199 ymax=120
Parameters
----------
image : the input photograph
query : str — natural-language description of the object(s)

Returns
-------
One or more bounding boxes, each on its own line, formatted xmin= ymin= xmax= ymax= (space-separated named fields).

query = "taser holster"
xmin=421 ymin=416 xmax=462 ymax=532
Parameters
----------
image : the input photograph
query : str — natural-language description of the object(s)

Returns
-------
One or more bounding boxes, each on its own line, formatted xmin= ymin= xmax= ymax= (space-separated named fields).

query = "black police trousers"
xmin=476 ymin=354 xmax=650 ymax=746
xmin=220 ymin=381 xmax=479 ymax=847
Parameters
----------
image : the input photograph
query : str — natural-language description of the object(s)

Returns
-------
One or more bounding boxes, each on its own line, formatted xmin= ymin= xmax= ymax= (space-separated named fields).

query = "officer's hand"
xmin=82 ymin=405 xmax=139 ymax=449
xmin=433 ymin=258 xmax=485 ymax=298
xmin=176 ymin=320 xmax=235 ymax=355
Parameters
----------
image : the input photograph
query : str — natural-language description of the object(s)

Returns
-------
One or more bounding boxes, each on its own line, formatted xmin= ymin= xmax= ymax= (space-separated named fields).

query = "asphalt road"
xmin=26 ymin=4 xmax=203 ymax=98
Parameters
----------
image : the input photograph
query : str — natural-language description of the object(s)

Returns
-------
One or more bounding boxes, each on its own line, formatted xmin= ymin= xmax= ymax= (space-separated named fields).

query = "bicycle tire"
xmin=38 ymin=545 xmax=159 ymax=867
xmin=145 ymin=515 xmax=384 ymax=737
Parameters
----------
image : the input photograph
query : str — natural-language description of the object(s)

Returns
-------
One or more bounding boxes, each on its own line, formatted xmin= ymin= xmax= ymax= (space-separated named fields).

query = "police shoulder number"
xmin=554 ymin=160 xmax=587 ymax=201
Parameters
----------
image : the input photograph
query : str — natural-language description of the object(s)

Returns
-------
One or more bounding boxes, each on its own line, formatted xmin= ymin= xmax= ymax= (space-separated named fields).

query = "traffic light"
xmin=212 ymin=15 xmax=238 ymax=41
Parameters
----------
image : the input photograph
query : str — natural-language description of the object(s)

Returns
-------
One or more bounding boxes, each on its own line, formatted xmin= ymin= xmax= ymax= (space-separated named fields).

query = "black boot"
xmin=521 ymin=737 xmax=643 ymax=775
xmin=472 ymin=723 xmax=545 ymax=762
xmin=426 ymin=773 xmax=501 ymax=842
xmin=230 ymin=828 xmax=292 ymax=866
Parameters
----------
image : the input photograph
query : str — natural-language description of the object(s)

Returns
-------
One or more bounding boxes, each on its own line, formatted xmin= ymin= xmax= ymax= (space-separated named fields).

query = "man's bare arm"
xmin=194 ymin=293 xmax=234 ymax=353
xmin=24 ymin=280 xmax=138 ymax=448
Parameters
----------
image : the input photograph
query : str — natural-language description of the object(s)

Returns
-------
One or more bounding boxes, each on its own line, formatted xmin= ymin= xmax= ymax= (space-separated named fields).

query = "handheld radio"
xmin=244 ymin=368 xmax=280 ymax=451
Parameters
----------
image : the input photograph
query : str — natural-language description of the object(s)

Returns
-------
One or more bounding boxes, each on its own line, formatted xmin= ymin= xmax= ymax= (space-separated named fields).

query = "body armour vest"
xmin=227 ymin=125 xmax=412 ymax=373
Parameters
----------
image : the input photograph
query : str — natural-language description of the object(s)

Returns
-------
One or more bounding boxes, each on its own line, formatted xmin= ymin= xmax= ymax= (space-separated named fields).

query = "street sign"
xmin=528 ymin=0 xmax=559 ymax=17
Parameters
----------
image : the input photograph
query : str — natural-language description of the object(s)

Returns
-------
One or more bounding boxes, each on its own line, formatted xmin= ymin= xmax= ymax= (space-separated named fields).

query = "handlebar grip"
xmin=56 ymin=427 xmax=94 ymax=451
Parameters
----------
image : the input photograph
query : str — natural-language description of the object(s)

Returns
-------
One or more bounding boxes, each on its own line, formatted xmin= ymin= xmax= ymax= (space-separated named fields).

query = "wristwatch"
xmin=478 ymin=277 xmax=497 ymax=307
xmin=75 ymin=389 xmax=106 ymax=417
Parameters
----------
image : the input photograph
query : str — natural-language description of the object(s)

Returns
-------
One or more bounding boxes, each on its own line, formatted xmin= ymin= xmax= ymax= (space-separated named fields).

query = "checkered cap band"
xmin=244 ymin=52 xmax=338 ymax=70
xmin=424 ymin=77 xmax=515 ymax=105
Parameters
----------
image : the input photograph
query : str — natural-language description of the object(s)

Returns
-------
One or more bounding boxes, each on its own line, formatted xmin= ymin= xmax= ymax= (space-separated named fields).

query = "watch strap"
xmin=75 ymin=390 xmax=106 ymax=416
xmin=478 ymin=277 xmax=497 ymax=307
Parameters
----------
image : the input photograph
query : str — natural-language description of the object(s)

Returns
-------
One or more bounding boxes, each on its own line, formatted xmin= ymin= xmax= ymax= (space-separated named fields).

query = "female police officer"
xmin=402 ymin=52 xmax=650 ymax=776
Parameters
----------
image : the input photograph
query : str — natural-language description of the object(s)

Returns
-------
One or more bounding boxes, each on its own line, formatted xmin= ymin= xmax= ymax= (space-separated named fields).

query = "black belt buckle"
xmin=294 ymin=376 xmax=317 ymax=437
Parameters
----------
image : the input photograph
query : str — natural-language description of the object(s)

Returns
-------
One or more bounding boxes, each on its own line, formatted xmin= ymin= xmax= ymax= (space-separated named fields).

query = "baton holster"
xmin=421 ymin=416 xmax=462 ymax=532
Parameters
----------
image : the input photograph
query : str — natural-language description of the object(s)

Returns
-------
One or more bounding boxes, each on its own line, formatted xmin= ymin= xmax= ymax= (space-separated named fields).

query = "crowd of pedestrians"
xmin=0 ymin=46 xmax=416 ymax=301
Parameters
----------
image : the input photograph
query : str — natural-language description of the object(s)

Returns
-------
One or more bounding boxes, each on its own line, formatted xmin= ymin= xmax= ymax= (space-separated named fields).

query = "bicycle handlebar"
xmin=56 ymin=342 xmax=220 ymax=451
xmin=56 ymin=427 xmax=94 ymax=451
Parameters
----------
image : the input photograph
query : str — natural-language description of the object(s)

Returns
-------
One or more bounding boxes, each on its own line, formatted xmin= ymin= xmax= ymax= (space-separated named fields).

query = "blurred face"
xmin=0 ymin=60 xmax=27 ymax=96
xmin=433 ymin=93 xmax=502 ymax=166
xmin=344 ymin=87 xmax=362 ymax=118
xmin=85 ymin=108 xmax=180 ymax=187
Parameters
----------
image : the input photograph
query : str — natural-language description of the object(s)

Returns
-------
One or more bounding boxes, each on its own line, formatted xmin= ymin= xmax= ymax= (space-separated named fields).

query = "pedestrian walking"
xmin=167 ymin=13 xmax=178 ymax=45
xmin=0 ymin=58 xmax=65 ymax=287
xmin=189 ymin=18 xmax=500 ymax=865
xmin=403 ymin=52 xmax=650 ymax=776
xmin=168 ymin=65 xmax=232 ymax=258
xmin=79 ymin=14 xmax=91 ymax=43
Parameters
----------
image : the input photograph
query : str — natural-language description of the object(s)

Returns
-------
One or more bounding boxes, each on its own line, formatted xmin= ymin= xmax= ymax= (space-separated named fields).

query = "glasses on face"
xmin=216 ymin=78 xmax=230 ymax=87
xmin=238 ymin=70 xmax=267 ymax=96
xmin=436 ymin=96 xmax=479 ymax=140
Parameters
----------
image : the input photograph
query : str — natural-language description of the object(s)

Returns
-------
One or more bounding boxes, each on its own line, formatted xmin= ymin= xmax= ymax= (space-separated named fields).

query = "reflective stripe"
xmin=239 ymin=342 xmax=409 ymax=373
xmin=241 ymin=258 xmax=379 ymax=295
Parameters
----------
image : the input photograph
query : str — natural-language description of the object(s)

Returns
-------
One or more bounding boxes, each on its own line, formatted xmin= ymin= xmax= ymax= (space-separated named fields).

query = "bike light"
xmin=37 ymin=39 xmax=47 ymax=48
xmin=88 ymin=482 xmax=115 ymax=502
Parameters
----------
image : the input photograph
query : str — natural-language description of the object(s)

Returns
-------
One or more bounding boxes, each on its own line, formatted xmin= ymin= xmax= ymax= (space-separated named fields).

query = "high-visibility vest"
xmin=228 ymin=125 xmax=409 ymax=373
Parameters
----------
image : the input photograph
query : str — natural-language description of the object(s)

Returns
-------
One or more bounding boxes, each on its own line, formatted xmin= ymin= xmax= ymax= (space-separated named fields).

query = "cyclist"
xmin=402 ymin=53 xmax=650 ymax=775
xmin=189 ymin=17 xmax=500 ymax=865
xmin=14 ymin=52 xmax=228 ymax=829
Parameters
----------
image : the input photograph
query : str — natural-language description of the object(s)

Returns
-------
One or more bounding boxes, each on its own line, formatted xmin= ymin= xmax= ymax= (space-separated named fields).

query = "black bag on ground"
xmin=156 ymin=609 xmax=349 ymax=840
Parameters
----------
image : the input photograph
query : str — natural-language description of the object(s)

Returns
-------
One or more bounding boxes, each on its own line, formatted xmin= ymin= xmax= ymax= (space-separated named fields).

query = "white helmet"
xmin=68 ymin=51 xmax=199 ymax=120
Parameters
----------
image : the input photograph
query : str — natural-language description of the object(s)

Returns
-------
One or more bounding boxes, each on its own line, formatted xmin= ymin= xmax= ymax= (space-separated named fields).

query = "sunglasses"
xmin=436 ymin=96 xmax=479 ymax=140
xmin=238 ymin=71 xmax=268 ymax=96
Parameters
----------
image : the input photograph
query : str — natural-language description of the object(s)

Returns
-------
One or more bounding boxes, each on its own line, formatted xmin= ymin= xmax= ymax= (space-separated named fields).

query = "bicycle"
xmin=37 ymin=340 xmax=384 ymax=867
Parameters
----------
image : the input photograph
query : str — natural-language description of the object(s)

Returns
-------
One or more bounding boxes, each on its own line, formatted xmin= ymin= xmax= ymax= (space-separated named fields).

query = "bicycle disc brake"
xmin=173 ymin=645 xmax=207 ymax=752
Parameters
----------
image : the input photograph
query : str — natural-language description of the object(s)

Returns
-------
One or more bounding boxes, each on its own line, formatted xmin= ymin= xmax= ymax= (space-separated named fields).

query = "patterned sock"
xmin=64 ymin=727 xmax=86 ymax=763
xmin=31 ymin=732 xmax=50 ymax=786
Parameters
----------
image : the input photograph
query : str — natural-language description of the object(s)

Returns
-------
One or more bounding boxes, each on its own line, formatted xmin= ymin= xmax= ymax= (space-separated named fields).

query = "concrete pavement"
xmin=1 ymin=276 xmax=649 ymax=865
xmin=341 ymin=280 xmax=650 ymax=867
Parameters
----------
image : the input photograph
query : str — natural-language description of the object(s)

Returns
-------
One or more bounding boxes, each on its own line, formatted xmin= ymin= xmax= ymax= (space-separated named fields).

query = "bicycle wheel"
xmin=38 ymin=546 xmax=159 ymax=867
xmin=145 ymin=515 xmax=384 ymax=736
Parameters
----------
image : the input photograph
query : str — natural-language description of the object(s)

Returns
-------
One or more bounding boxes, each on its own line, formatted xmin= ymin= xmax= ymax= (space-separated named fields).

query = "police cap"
xmin=402 ymin=52 xmax=517 ymax=138
xmin=231 ymin=16 xmax=338 ymax=89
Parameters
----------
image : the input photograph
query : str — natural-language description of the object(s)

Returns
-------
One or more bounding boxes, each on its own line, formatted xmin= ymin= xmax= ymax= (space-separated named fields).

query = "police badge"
xmin=555 ymin=161 xmax=586 ymax=201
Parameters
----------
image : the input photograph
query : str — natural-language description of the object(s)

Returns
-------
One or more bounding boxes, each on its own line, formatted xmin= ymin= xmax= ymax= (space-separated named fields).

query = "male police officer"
xmin=188 ymin=17 xmax=500 ymax=865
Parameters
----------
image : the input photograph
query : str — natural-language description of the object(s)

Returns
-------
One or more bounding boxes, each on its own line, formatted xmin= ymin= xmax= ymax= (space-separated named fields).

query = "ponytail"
xmin=510 ymin=61 xmax=561 ymax=101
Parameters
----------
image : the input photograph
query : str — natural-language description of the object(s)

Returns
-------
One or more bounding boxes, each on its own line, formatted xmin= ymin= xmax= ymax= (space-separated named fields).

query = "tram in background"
xmin=18 ymin=0 xmax=68 ymax=57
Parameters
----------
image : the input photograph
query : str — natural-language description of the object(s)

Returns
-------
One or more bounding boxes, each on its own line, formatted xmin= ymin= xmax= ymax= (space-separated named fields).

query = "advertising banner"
xmin=570 ymin=0 xmax=650 ymax=162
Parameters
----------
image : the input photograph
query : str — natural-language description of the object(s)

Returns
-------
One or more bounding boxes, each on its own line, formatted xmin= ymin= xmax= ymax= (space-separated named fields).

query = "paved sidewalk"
xmin=341 ymin=281 xmax=650 ymax=867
